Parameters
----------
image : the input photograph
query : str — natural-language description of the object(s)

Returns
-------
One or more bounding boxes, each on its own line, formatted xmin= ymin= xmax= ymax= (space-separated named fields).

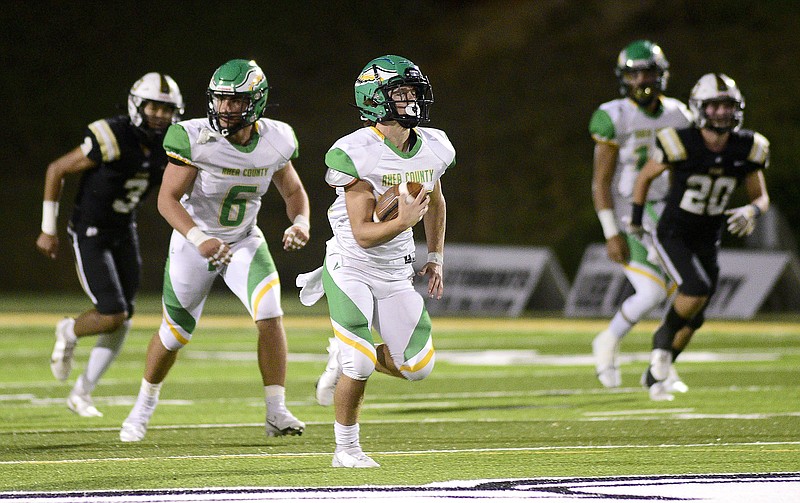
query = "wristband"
xmin=427 ymin=251 xmax=444 ymax=266
xmin=630 ymin=204 xmax=644 ymax=228
xmin=597 ymin=208 xmax=619 ymax=239
xmin=186 ymin=226 xmax=212 ymax=248
xmin=41 ymin=201 xmax=59 ymax=235
xmin=750 ymin=204 xmax=762 ymax=218
xmin=292 ymin=214 xmax=310 ymax=230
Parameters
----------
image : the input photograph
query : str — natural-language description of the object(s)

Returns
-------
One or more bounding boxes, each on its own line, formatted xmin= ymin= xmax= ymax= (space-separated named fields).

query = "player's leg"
xmin=71 ymin=227 xmax=142 ymax=416
xmin=120 ymin=231 xmax=215 ymax=441
xmin=373 ymin=280 xmax=435 ymax=382
xmin=593 ymin=234 xmax=670 ymax=387
xmin=321 ymin=254 xmax=380 ymax=468
xmin=223 ymin=232 xmax=304 ymax=437
xmin=644 ymin=232 xmax=712 ymax=400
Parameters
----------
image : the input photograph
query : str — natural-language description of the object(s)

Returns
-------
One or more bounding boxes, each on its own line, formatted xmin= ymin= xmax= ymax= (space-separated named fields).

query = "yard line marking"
xmin=3 ymin=313 xmax=800 ymax=335
xmin=5 ymin=411 xmax=800 ymax=437
xmin=2 ymin=441 xmax=799 ymax=466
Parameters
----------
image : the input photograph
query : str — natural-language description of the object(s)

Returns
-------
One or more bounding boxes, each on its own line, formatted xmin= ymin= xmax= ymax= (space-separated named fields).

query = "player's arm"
xmin=272 ymin=160 xmax=310 ymax=251
xmin=630 ymin=158 xmax=668 ymax=233
xmin=157 ymin=160 xmax=231 ymax=265
xmin=36 ymin=147 xmax=97 ymax=259
xmin=345 ymin=179 xmax=428 ymax=249
xmin=419 ymin=179 xmax=445 ymax=299
xmin=725 ymin=169 xmax=769 ymax=237
xmin=591 ymin=141 xmax=628 ymax=264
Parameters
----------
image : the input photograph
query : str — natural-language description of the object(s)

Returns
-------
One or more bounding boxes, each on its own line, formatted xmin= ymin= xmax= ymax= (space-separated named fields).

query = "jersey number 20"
xmin=679 ymin=174 xmax=736 ymax=216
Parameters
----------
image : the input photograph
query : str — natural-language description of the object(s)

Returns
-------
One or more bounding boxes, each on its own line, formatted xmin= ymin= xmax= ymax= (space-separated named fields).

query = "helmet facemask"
xmin=207 ymin=59 xmax=269 ymax=137
xmin=355 ymin=56 xmax=434 ymax=128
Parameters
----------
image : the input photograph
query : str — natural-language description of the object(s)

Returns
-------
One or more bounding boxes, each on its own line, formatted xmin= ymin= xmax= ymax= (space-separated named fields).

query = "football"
xmin=373 ymin=182 xmax=425 ymax=222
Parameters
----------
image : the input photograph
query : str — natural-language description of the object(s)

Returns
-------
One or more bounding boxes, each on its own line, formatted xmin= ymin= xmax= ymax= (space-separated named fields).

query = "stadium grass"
xmin=1 ymin=294 xmax=798 ymax=491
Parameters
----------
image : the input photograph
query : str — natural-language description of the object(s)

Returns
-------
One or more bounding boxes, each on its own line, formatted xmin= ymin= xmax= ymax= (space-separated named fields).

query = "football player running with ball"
xmin=119 ymin=59 xmax=310 ymax=442
xmin=630 ymin=73 xmax=770 ymax=401
xmin=36 ymin=72 xmax=184 ymax=418
xmin=297 ymin=55 xmax=454 ymax=467
xmin=588 ymin=40 xmax=693 ymax=389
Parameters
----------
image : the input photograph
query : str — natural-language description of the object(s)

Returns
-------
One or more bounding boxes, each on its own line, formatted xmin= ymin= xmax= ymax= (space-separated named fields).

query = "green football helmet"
xmin=615 ymin=40 xmax=670 ymax=106
xmin=207 ymin=59 xmax=269 ymax=136
xmin=354 ymin=55 xmax=433 ymax=128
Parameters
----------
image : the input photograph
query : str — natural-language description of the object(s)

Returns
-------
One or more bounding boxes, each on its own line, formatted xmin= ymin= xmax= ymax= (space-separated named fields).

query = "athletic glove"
xmin=724 ymin=204 xmax=760 ymax=237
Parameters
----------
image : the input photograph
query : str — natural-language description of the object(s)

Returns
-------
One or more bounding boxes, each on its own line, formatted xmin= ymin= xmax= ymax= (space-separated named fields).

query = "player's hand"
xmin=36 ymin=232 xmax=59 ymax=260
xmin=198 ymin=237 xmax=233 ymax=267
xmin=605 ymin=234 xmax=629 ymax=264
xmin=397 ymin=189 xmax=429 ymax=228
xmin=283 ymin=224 xmax=309 ymax=251
xmin=418 ymin=262 xmax=444 ymax=299
xmin=725 ymin=204 xmax=758 ymax=237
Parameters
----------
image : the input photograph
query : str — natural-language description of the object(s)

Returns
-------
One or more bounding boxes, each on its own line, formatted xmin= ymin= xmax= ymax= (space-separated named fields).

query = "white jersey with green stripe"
xmin=163 ymin=118 xmax=299 ymax=243
xmin=325 ymin=126 xmax=455 ymax=266
xmin=589 ymin=97 xmax=692 ymax=224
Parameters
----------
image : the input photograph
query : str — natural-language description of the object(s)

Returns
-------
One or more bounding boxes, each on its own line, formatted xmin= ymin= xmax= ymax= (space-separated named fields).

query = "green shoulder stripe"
xmin=325 ymin=148 xmax=359 ymax=178
xmin=163 ymin=124 xmax=192 ymax=162
xmin=589 ymin=109 xmax=616 ymax=142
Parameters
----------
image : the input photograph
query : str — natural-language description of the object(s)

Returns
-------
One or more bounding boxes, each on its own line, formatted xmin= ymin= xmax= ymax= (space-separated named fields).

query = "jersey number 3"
xmin=679 ymin=174 xmax=736 ymax=216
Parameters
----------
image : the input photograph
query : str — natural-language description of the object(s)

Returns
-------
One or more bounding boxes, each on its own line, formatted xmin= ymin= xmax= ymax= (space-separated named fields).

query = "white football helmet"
xmin=127 ymin=72 xmax=184 ymax=132
xmin=689 ymin=73 xmax=744 ymax=133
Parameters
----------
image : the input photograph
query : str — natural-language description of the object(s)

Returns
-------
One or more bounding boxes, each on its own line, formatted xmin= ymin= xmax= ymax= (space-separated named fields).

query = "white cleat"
xmin=592 ymin=329 xmax=621 ymax=388
xmin=119 ymin=421 xmax=147 ymax=442
xmin=649 ymin=348 xmax=672 ymax=382
xmin=332 ymin=448 xmax=380 ymax=468
xmin=316 ymin=337 xmax=342 ymax=406
xmin=120 ymin=398 xmax=158 ymax=442
xmin=50 ymin=318 xmax=77 ymax=382
xmin=67 ymin=392 xmax=103 ymax=417
xmin=265 ymin=407 xmax=305 ymax=437
xmin=648 ymin=381 xmax=675 ymax=402
xmin=665 ymin=366 xmax=689 ymax=393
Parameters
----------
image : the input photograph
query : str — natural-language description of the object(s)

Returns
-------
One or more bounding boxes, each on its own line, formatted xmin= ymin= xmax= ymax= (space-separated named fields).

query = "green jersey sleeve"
xmin=163 ymin=124 xmax=192 ymax=164
xmin=325 ymin=148 xmax=359 ymax=178
xmin=589 ymin=108 xmax=616 ymax=143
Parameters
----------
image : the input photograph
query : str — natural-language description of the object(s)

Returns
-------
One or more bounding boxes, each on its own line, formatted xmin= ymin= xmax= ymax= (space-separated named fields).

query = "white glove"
xmin=724 ymin=204 xmax=759 ymax=237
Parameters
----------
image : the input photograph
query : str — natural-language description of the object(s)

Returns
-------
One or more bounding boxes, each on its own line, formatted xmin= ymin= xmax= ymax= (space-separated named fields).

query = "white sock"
xmin=63 ymin=318 xmax=78 ymax=343
xmin=334 ymin=421 xmax=360 ymax=451
xmin=83 ymin=320 xmax=130 ymax=390
xmin=265 ymin=385 xmax=286 ymax=411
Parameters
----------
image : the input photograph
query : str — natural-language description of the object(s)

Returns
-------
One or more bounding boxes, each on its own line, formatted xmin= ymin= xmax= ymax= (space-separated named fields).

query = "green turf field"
xmin=1 ymin=294 xmax=798 ymax=491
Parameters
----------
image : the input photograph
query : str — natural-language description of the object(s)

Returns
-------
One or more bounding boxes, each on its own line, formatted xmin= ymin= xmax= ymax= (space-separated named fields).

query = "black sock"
xmin=653 ymin=306 xmax=689 ymax=350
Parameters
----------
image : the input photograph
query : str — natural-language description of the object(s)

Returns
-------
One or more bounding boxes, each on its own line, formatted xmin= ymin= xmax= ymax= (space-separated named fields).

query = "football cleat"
xmin=315 ymin=337 xmax=342 ymax=406
xmin=119 ymin=397 xmax=158 ymax=442
xmin=665 ymin=365 xmax=689 ymax=393
xmin=332 ymin=448 xmax=380 ymax=468
xmin=50 ymin=318 xmax=77 ymax=382
xmin=649 ymin=348 xmax=672 ymax=381
xmin=265 ymin=407 xmax=305 ymax=437
xmin=648 ymin=381 xmax=675 ymax=402
xmin=592 ymin=329 xmax=621 ymax=388
xmin=67 ymin=391 xmax=103 ymax=417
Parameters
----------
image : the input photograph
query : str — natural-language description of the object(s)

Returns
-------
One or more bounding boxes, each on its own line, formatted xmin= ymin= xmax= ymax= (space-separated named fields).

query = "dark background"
xmin=3 ymin=0 xmax=798 ymax=295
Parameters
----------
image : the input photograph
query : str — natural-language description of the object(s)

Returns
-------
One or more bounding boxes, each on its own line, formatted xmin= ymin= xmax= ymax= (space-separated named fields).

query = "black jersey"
xmin=654 ymin=126 xmax=769 ymax=238
xmin=70 ymin=115 xmax=168 ymax=232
